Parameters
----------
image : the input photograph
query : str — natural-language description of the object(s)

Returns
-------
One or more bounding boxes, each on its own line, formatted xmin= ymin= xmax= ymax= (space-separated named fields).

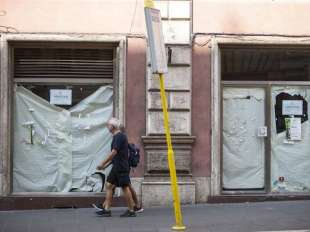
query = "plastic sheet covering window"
xmin=271 ymin=86 xmax=310 ymax=192
xmin=223 ymin=88 xmax=265 ymax=189
xmin=13 ymin=86 xmax=113 ymax=192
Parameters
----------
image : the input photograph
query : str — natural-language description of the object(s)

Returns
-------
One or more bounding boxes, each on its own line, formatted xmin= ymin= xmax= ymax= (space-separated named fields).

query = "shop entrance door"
xmin=222 ymin=87 xmax=266 ymax=190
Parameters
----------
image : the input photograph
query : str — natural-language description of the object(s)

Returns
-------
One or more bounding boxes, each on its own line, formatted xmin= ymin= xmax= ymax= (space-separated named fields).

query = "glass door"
xmin=222 ymin=87 xmax=267 ymax=190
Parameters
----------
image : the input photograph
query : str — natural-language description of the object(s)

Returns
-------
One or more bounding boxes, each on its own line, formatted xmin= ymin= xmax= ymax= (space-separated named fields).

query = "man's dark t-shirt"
xmin=111 ymin=132 xmax=129 ymax=173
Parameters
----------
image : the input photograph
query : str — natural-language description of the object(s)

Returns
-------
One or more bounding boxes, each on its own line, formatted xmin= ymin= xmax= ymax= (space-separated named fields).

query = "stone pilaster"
xmin=143 ymin=1 xmax=194 ymax=203
xmin=142 ymin=43 xmax=195 ymax=206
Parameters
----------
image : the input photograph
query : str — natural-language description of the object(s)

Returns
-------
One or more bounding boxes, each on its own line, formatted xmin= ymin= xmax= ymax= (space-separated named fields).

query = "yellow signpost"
xmin=144 ymin=0 xmax=186 ymax=230
xmin=144 ymin=0 xmax=154 ymax=8
xmin=158 ymin=74 xmax=186 ymax=231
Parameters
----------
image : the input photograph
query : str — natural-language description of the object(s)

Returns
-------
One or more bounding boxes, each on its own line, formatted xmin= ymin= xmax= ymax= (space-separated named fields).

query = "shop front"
xmin=213 ymin=42 xmax=310 ymax=198
xmin=0 ymin=34 xmax=128 ymax=209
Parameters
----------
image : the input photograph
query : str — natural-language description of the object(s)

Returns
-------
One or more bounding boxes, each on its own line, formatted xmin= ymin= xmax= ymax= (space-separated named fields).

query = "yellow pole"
xmin=144 ymin=0 xmax=185 ymax=229
xmin=159 ymin=74 xmax=186 ymax=231
xmin=144 ymin=0 xmax=154 ymax=8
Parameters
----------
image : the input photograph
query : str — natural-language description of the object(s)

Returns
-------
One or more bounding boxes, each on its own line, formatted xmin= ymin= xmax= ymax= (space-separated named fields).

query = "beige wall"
xmin=0 ymin=0 xmax=146 ymax=34
xmin=193 ymin=0 xmax=310 ymax=35
xmin=2 ymin=0 xmax=310 ymax=36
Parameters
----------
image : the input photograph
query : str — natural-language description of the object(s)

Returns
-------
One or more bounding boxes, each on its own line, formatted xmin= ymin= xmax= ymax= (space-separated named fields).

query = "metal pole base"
xmin=172 ymin=225 xmax=186 ymax=231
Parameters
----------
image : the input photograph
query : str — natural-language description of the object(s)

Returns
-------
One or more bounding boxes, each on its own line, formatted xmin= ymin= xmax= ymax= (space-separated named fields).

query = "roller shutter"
xmin=14 ymin=48 xmax=114 ymax=79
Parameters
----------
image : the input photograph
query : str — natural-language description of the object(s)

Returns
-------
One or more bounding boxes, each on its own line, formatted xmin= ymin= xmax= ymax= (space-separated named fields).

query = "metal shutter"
xmin=14 ymin=48 xmax=114 ymax=79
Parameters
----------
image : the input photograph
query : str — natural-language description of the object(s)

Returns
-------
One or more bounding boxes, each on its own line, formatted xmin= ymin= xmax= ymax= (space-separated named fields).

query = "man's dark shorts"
xmin=107 ymin=167 xmax=131 ymax=188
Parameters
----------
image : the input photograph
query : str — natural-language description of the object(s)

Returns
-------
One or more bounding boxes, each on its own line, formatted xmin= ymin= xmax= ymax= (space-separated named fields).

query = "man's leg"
xmin=93 ymin=182 xmax=117 ymax=211
xmin=118 ymin=172 xmax=136 ymax=217
xmin=95 ymin=182 xmax=114 ymax=216
xmin=129 ymin=184 xmax=139 ymax=207
xmin=104 ymin=182 xmax=115 ymax=210
xmin=128 ymin=184 xmax=144 ymax=212
xmin=122 ymin=185 xmax=135 ymax=211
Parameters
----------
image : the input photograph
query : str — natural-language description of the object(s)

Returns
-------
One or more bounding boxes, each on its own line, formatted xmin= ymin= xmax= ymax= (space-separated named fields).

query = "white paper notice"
xmin=282 ymin=100 xmax=303 ymax=115
xmin=50 ymin=89 xmax=72 ymax=105
xmin=289 ymin=117 xmax=302 ymax=141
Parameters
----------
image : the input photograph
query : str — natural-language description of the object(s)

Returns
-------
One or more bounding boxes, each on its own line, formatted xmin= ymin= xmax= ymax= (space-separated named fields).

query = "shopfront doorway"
xmin=222 ymin=87 xmax=266 ymax=190
xmin=221 ymin=46 xmax=310 ymax=194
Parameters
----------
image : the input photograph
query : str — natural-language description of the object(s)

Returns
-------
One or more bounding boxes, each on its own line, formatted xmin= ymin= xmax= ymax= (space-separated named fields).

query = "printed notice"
xmin=289 ymin=117 xmax=302 ymax=140
xmin=282 ymin=100 xmax=303 ymax=115
xmin=50 ymin=89 xmax=72 ymax=105
xmin=285 ymin=117 xmax=302 ymax=141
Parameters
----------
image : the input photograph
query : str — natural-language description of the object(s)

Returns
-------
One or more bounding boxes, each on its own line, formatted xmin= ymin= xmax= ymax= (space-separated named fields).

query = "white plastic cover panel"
xmin=13 ymin=86 xmax=113 ymax=192
xmin=223 ymin=88 xmax=265 ymax=189
xmin=271 ymin=87 xmax=310 ymax=192
xmin=70 ymin=86 xmax=113 ymax=192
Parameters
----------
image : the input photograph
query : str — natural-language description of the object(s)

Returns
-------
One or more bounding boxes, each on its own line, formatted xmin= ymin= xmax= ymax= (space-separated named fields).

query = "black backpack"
xmin=128 ymin=143 xmax=140 ymax=168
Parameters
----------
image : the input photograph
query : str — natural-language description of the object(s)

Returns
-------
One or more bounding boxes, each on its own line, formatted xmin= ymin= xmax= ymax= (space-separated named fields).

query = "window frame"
xmin=0 ymin=34 xmax=127 ymax=196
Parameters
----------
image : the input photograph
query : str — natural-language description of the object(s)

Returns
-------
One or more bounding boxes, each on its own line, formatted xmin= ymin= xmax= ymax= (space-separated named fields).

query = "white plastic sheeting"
xmin=271 ymin=87 xmax=310 ymax=192
xmin=70 ymin=86 xmax=113 ymax=192
xmin=223 ymin=88 xmax=265 ymax=189
xmin=13 ymin=86 xmax=113 ymax=192
xmin=14 ymin=86 xmax=72 ymax=192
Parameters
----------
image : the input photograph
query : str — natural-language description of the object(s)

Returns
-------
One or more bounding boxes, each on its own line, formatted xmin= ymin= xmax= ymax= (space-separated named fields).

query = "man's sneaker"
xmin=120 ymin=209 xmax=136 ymax=217
xmin=133 ymin=206 xmax=144 ymax=213
xmin=95 ymin=208 xmax=111 ymax=217
xmin=92 ymin=203 xmax=104 ymax=211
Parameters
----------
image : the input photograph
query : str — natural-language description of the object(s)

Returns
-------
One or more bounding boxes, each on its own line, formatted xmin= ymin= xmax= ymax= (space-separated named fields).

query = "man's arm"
xmin=97 ymin=149 xmax=117 ymax=170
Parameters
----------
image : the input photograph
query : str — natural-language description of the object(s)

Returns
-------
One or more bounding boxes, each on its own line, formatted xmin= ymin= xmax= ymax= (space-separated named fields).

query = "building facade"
xmin=1 ymin=0 xmax=310 ymax=209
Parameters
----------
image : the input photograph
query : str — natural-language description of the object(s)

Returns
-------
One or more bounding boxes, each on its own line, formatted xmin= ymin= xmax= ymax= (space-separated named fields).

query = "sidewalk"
xmin=0 ymin=200 xmax=310 ymax=232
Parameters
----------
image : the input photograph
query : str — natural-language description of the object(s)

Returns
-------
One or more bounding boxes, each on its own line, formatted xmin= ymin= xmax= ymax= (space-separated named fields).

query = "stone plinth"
xmin=141 ymin=136 xmax=195 ymax=206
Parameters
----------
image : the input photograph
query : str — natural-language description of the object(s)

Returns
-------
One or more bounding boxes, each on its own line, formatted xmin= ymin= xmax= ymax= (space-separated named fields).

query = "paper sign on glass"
xmin=282 ymin=100 xmax=303 ymax=115
xmin=289 ymin=117 xmax=302 ymax=141
xmin=145 ymin=7 xmax=168 ymax=74
xmin=50 ymin=89 xmax=72 ymax=105
xmin=285 ymin=117 xmax=302 ymax=141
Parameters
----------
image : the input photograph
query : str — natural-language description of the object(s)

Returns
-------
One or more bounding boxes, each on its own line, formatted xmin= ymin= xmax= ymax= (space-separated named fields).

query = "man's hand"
xmin=96 ymin=150 xmax=116 ymax=171
xmin=96 ymin=165 xmax=104 ymax=170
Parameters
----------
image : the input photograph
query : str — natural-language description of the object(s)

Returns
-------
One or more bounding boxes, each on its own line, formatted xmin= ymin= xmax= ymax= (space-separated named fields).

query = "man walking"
xmin=93 ymin=124 xmax=143 ymax=213
xmin=95 ymin=117 xmax=136 ymax=217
